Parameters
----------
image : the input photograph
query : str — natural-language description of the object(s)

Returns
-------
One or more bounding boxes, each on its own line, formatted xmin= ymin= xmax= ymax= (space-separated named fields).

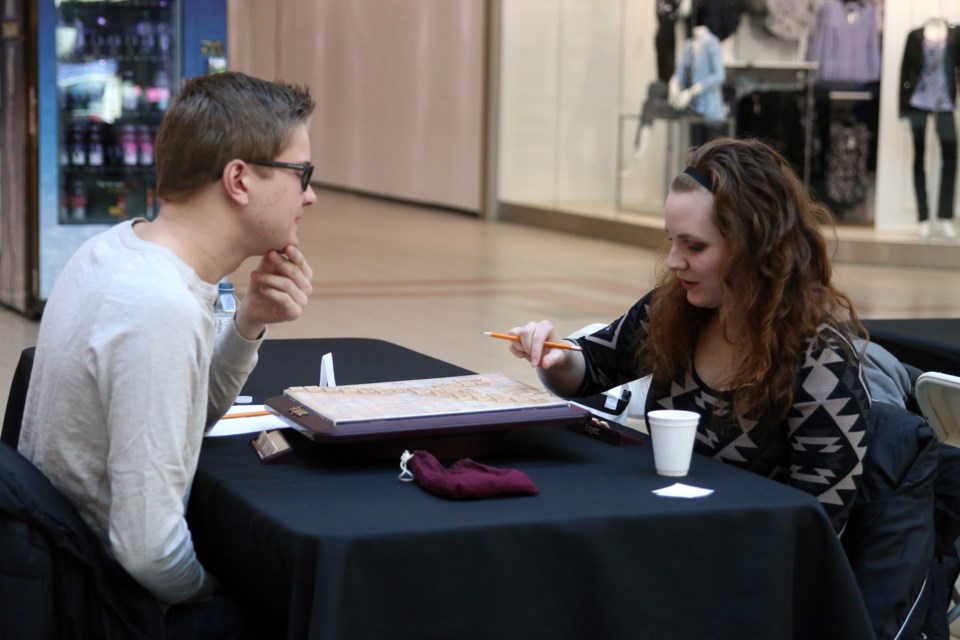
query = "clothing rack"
xmin=724 ymin=61 xmax=818 ymax=184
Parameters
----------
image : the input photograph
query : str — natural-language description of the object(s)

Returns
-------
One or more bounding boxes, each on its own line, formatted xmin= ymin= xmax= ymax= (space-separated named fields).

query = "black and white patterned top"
xmin=569 ymin=290 xmax=871 ymax=533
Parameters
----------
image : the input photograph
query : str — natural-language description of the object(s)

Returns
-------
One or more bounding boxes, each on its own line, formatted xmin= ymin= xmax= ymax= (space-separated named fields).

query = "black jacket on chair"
xmin=0 ymin=442 xmax=164 ymax=639
xmin=1 ymin=347 xmax=34 ymax=449
xmin=842 ymin=401 xmax=939 ymax=640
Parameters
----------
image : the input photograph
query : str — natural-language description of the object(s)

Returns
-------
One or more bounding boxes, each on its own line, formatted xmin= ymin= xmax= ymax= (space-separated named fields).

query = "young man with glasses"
xmin=19 ymin=72 xmax=316 ymax=638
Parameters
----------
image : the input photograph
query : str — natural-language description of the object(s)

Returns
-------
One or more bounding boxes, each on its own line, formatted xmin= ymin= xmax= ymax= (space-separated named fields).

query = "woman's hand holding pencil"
xmin=490 ymin=321 xmax=586 ymax=395
xmin=485 ymin=321 xmax=584 ymax=373
xmin=483 ymin=331 xmax=582 ymax=352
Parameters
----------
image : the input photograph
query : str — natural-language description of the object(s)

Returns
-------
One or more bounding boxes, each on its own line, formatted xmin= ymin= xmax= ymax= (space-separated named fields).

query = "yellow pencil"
xmin=222 ymin=409 xmax=272 ymax=419
xmin=483 ymin=331 xmax=583 ymax=351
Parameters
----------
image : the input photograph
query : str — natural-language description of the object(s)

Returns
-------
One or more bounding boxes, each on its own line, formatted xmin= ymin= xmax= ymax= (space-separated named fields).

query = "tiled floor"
xmin=2 ymin=188 xmax=960 ymax=631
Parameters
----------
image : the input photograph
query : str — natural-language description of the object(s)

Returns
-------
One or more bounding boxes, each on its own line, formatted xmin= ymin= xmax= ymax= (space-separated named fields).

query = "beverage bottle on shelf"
xmin=136 ymin=15 xmax=155 ymax=57
xmin=150 ymin=70 xmax=170 ymax=111
xmin=137 ymin=125 xmax=154 ymax=165
xmin=121 ymin=70 xmax=140 ymax=112
xmin=59 ymin=127 xmax=70 ymax=166
xmin=120 ymin=124 xmax=138 ymax=166
xmin=124 ymin=30 xmax=139 ymax=58
xmin=156 ymin=23 xmax=172 ymax=60
xmin=69 ymin=122 xmax=87 ymax=166
xmin=214 ymin=280 xmax=238 ymax=335
xmin=91 ymin=31 xmax=106 ymax=58
xmin=87 ymin=123 xmax=104 ymax=167
xmin=101 ymin=123 xmax=119 ymax=166
xmin=70 ymin=180 xmax=87 ymax=221
xmin=105 ymin=31 xmax=122 ymax=57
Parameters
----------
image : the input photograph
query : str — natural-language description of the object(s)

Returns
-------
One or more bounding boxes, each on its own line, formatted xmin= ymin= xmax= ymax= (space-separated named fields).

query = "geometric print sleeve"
xmin=568 ymin=292 xmax=654 ymax=397
xmin=786 ymin=325 xmax=871 ymax=534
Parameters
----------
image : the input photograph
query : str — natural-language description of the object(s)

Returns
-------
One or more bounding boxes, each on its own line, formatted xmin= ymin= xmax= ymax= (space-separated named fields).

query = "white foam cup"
xmin=646 ymin=409 xmax=700 ymax=477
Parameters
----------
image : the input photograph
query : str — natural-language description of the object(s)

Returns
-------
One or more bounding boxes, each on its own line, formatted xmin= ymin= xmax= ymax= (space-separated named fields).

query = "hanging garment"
xmin=699 ymin=0 xmax=745 ymax=41
xmin=808 ymin=0 xmax=881 ymax=84
xmin=656 ymin=0 xmax=681 ymax=83
xmin=827 ymin=120 xmax=870 ymax=205
xmin=763 ymin=0 xmax=818 ymax=42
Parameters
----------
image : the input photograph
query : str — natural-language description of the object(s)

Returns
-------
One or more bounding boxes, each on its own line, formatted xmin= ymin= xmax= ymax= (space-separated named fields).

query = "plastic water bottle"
xmin=214 ymin=280 xmax=237 ymax=335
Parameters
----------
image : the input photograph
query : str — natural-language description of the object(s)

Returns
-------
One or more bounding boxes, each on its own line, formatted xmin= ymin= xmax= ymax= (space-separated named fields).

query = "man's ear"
xmin=221 ymin=159 xmax=251 ymax=205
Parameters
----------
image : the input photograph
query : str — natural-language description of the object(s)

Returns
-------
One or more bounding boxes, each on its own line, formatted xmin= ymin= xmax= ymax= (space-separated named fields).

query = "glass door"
xmin=55 ymin=0 xmax=179 ymax=225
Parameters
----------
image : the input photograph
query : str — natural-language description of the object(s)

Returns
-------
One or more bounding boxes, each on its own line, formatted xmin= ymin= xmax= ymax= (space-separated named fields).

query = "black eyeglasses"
xmin=245 ymin=159 xmax=314 ymax=192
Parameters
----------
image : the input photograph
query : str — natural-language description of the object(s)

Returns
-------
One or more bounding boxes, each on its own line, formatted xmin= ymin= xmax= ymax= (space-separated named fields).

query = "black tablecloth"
xmin=188 ymin=339 xmax=873 ymax=640
xmin=865 ymin=318 xmax=960 ymax=376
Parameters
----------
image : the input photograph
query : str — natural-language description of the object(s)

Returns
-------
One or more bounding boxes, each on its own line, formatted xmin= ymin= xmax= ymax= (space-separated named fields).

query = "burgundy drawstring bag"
xmin=400 ymin=449 xmax=539 ymax=499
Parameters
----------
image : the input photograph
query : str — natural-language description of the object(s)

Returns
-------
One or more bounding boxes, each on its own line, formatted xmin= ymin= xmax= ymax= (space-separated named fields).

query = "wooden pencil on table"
xmin=222 ymin=409 xmax=272 ymax=419
xmin=482 ymin=331 xmax=583 ymax=352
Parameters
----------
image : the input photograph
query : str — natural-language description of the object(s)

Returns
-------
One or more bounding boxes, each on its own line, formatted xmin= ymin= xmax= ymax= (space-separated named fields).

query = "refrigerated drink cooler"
xmin=0 ymin=0 xmax=226 ymax=316
xmin=57 ymin=2 xmax=174 ymax=225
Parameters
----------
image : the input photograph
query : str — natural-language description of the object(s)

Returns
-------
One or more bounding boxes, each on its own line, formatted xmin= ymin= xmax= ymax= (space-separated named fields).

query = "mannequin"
xmin=668 ymin=3 xmax=726 ymax=147
xmin=900 ymin=17 xmax=959 ymax=239
xmin=633 ymin=0 xmax=690 ymax=158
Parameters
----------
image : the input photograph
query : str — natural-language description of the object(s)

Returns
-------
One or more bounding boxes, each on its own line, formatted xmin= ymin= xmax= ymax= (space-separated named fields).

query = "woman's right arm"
xmin=506 ymin=320 xmax=586 ymax=397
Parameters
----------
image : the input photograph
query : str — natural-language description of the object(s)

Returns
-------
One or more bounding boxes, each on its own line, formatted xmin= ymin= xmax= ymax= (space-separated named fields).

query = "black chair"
xmin=1 ymin=347 xmax=262 ymax=638
xmin=842 ymin=401 xmax=939 ymax=640
xmin=931 ymin=444 xmax=960 ymax=633
xmin=1 ymin=346 xmax=166 ymax=637
xmin=2 ymin=347 xmax=35 ymax=449
xmin=853 ymin=343 xmax=960 ymax=637
xmin=0 ymin=441 xmax=164 ymax=639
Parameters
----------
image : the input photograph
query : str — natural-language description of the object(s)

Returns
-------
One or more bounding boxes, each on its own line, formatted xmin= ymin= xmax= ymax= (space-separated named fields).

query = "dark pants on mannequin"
xmin=908 ymin=110 xmax=958 ymax=222
xmin=655 ymin=14 xmax=676 ymax=83
xmin=690 ymin=121 xmax=728 ymax=149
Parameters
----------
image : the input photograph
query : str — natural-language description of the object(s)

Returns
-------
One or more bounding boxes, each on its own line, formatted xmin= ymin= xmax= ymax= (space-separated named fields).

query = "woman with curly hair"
xmin=506 ymin=137 xmax=871 ymax=534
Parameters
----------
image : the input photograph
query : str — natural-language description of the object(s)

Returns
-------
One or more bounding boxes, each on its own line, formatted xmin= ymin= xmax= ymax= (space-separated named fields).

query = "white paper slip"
xmin=206 ymin=405 xmax=290 ymax=437
xmin=652 ymin=483 xmax=714 ymax=499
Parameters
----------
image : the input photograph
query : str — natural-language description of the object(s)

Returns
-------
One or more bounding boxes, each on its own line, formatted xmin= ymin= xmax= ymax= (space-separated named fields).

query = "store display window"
xmin=497 ymin=0 xmax=960 ymax=243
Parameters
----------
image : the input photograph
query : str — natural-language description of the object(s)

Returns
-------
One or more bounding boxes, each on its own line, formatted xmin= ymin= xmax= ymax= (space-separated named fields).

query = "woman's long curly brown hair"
xmin=639 ymin=137 xmax=865 ymax=425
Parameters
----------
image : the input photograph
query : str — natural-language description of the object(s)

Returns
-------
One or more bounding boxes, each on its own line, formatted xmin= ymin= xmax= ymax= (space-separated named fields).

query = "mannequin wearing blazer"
xmin=900 ymin=20 xmax=960 ymax=236
xmin=900 ymin=21 xmax=960 ymax=117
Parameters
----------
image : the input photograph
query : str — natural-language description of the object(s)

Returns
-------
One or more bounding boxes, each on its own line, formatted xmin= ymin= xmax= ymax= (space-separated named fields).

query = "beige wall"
xmin=227 ymin=0 xmax=487 ymax=213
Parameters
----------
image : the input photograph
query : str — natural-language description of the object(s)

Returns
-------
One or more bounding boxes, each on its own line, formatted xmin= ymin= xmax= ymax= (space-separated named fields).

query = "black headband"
xmin=683 ymin=166 xmax=715 ymax=193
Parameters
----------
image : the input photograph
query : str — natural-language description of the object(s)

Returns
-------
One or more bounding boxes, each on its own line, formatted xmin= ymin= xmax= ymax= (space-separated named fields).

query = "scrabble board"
xmin=283 ymin=373 xmax=568 ymax=424
xmin=265 ymin=373 xmax=590 ymax=444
